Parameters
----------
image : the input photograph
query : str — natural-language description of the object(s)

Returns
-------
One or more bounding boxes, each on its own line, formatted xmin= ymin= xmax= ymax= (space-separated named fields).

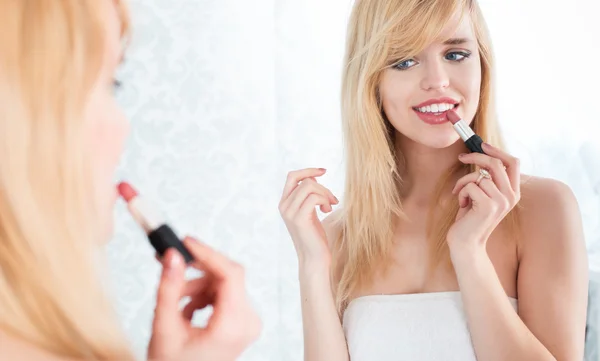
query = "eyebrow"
xmin=442 ymin=38 xmax=472 ymax=45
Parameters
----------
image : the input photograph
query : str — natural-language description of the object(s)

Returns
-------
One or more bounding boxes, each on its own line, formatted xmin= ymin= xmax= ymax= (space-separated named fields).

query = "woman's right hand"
xmin=278 ymin=168 xmax=339 ymax=266
xmin=148 ymin=237 xmax=261 ymax=361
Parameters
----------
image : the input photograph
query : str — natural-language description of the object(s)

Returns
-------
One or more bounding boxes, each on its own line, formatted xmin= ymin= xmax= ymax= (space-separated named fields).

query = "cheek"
xmin=85 ymin=91 xmax=129 ymax=196
xmin=467 ymin=66 xmax=482 ymax=99
xmin=380 ymin=71 xmax=413 ymax=121
xmin=96 ymin=112 xmax=128 ymax=180
xmin=458 ymin=58 xmax=483 ymax=115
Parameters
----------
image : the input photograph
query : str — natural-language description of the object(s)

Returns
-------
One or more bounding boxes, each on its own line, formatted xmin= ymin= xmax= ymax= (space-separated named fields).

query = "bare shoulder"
xmin=519 ymin=175 xmax=581 ymax=223
xmin=517 ymin=174 xmax=584 ymax=253
xmin=513 ymin=178 xmax=588 ymax=360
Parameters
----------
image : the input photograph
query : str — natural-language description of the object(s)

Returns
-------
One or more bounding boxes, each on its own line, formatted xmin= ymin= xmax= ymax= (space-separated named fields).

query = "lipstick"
xmin=447 ymin=110 xmax=485 ymax=154
xmin=412 ymin=97 xmax=459 ymax=125
xmin=117 ymin=182 xmax=194 ymax=264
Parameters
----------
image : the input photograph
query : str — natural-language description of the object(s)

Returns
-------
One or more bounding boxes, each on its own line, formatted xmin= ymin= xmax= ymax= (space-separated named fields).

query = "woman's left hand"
xmin=447 ymin=142 xmax=521 ymax=257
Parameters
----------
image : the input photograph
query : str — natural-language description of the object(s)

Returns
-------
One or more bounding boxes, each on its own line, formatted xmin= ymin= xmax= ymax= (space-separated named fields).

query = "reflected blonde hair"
xmin=0 ymin=1 xmax=135 ymax=359
xmin=333 ymin=0 xmax=520 ymax=314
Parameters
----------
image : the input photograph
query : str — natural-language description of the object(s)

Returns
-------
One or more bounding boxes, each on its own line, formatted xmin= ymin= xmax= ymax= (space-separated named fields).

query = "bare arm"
xmin=278 ymin=169 xmax=349 ymax=361
xmin=452 ymin=178 xmax=588 ymax=361
xmin=299 ymin=213 xmax=349 ymax=361
xmin=515 ymin=179 xmax=588 ymax=359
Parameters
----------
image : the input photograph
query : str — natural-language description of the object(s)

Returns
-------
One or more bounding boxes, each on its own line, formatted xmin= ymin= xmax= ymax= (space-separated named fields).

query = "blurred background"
xmin=109 ymin=0 xmax=600 ymax=360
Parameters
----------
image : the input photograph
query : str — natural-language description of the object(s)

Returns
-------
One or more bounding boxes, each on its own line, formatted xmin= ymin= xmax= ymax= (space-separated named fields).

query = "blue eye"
xmin=394 ymin=59 xmax=417 ymax=70
xmin=445 ymin=51 xmax=471 ymax=62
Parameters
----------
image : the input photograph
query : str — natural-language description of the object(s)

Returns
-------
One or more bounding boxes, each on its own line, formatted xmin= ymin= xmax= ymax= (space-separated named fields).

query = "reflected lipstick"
xmin=117 ymin=182 xmax=194 ymax=264
xmin=447 ymin=110 xmax=485 ymax=154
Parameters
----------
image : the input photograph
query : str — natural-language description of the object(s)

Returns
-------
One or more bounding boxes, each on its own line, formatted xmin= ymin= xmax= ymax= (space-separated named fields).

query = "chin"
xmin=96 ymin=200 xmax=116 ymax=245
xmin=97 ymin=189 xmax=119 ymax=245
xmin=403 ymin=128 xmax=462 ymax=149
xmin=98 ymin=217 xmax=114 ymax=245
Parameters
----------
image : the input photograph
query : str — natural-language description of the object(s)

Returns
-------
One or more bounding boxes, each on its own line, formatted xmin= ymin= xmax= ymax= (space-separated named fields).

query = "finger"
xmin=158 ymin=252 xmax=207 ymax=273
xmin=482 ymin=143 xmax=521 ymax=192
xmin=183 ymin=237 xmax=239 ymax=281
xmin=281 ymin=168 xmax=327 ymax=201
xmin=282 ymin=179 xmax=337 ymax=215
xmin=281 ymin=178 xmax=338 ymax=212
xmin=307 ymin=178 xmax=338 ymax=204
xmin=297 ymin=193 xmax=333 ymax=218
xmin=457 ymin=182 xmax=491 ymax=209
xmin=453 ymin=172 xmax=506 ymax=202
xmin=452 ymin=172 xmax=479 ymax=195
xmin=182 ymin=293 xmax=214 ymax=321
xmin=182 ymin=238 xmax=250 ymax=330
xmin=477 ymin=177 xmax=512 ymax=216
xmin=181 ymin=277 xmax=211 ymax=298
xmin=306 ymin=178 xmax=337 ymax=212
xmin=476 ymin=176 xmax=505 ymax=203
xmin=458 ymin=153 xmax=512 ymax=195
xmin=153 ymin=248 xmax=186 ymax=333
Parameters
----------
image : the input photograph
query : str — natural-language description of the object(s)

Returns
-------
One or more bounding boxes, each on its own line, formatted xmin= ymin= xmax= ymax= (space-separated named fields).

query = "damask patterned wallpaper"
xmin=107 ymin=1 xmax=600 ymax=360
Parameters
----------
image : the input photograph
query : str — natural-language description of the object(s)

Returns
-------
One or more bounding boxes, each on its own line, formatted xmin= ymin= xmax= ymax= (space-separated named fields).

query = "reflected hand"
xmin=278 ymin=168 xmax=338 ymax=266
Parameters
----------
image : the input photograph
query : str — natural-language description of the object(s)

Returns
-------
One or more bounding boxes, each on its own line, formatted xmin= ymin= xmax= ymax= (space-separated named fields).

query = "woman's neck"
xmin=395 ymin=133 xmax=467 ymax=206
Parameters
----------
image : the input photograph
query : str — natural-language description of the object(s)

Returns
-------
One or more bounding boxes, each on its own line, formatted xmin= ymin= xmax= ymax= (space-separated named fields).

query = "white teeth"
xmin=415 ymin=103 xmax=456 ymax=113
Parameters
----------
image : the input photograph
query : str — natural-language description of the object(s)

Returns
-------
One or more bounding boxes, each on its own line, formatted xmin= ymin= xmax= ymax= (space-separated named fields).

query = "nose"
xmin=420 ymin=60 xmax=450 ymax=91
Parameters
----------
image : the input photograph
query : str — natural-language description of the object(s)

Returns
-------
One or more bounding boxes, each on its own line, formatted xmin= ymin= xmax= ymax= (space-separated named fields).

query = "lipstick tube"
xmin=117 ymin=182 xmax=194 ymax=264
xmin=447 ymin=110 xmax=485 ymax=154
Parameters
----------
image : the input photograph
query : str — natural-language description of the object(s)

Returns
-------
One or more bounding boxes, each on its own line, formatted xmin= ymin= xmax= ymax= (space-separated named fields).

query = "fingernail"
xmin=166 ymin=252 xmax=182 ymax=277
xmin=334 ymin=196 xmax=339 ymax=203
xmin=184 ymin=236 xmax=200 ymax=245
xmin=318 ymin=168 xmax=327 ymax=172
xmin=170 ymin=252 xmax=182 ymax=267
xmin=458 ymin=153 xmax=467 ymax=158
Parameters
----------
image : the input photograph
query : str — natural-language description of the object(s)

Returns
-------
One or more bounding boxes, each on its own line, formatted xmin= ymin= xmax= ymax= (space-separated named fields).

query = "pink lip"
xmin=412 ymin=104 xmax=460 ymax=125
xmin=413 ymin=97 xmax=459 ymax=108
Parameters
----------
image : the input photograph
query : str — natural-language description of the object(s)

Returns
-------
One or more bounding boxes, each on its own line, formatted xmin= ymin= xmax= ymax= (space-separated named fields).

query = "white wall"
xmin=109 ymin=1 xmax=600 ymax=360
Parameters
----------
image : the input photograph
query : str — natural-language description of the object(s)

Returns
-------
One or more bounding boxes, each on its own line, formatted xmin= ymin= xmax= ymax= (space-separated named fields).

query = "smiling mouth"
xmin=412 ymin=103 xmax=460 ymax=115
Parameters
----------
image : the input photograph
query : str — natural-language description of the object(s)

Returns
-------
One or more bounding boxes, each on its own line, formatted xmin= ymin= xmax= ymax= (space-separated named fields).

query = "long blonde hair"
xmin=0 ymin=1 xmax=135 ymax=359
xmin=333 ymin=0 xmax=520 ymax=314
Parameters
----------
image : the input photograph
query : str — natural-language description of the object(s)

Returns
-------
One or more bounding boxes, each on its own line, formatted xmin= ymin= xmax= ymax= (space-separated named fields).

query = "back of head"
xmin=0 ymin=0 xmax=134 ymax=359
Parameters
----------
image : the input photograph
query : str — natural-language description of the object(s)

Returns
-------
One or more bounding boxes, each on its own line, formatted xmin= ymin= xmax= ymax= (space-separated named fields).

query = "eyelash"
xmin=393 ymin=51 xmax=472 ymax=70
xmin=112 ymin=79 xmax=123 ymax=90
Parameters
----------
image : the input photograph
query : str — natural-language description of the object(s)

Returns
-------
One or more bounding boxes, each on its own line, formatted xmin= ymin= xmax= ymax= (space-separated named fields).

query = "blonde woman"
xmin=280 ymin=0 xmax=588 ymax=360
xmin=0 ymin=1 xmax=260 ymax=360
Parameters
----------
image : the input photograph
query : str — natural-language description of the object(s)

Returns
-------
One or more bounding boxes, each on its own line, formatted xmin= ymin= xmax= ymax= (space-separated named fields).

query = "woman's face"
xmin=83 ymin=0 xmax=129 ymax=242
xmin=379 ymin=11 xmax=482 ymax=149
